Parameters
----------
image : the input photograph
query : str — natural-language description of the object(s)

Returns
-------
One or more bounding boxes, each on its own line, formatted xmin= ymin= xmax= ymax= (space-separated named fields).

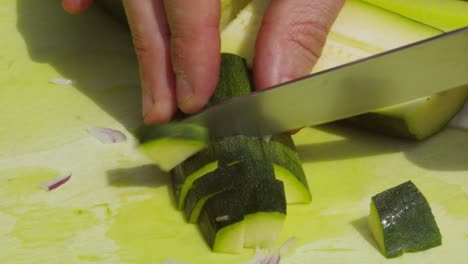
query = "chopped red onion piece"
xmin=39 ymin=173 xmax=72 ymax=191
xmin=88 ymin=127 xmax=127 ymax=144
xmin=49 ymin=78 xmax=73 ymax=85
xmin=247 ymin=237 xmax=297 ymax=264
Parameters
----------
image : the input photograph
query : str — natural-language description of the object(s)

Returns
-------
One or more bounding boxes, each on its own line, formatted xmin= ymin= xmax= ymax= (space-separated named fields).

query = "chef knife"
xmin=182 ymin=26 xmax=468 ymax=137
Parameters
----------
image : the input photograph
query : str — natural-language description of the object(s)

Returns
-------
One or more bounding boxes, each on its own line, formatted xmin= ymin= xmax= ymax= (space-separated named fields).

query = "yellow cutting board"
xmin=1 ymin=1 xmax=467 ymax=263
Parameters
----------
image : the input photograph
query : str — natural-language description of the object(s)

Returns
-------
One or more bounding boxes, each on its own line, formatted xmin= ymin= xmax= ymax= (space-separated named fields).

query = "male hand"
xmin=63 ymin=0 xmax=344 ymax=124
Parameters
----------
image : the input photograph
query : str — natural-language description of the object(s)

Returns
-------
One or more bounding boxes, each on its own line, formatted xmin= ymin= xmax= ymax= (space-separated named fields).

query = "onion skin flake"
xmin=39 ymin=173 xmax=72 ymax=191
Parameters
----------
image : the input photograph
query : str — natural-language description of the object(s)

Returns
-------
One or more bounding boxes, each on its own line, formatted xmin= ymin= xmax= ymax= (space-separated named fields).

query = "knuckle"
xmin=283 ymin=19 xmax=329 ymax=63
xmin=131 ymin=30 xmax=153 ymax=60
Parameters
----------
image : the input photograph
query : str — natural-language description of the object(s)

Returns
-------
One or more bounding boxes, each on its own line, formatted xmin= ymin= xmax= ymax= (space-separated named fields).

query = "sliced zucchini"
xmin=198 ymin=189 xmax=246 ymax=254
xmin=198 ymin=177 xmax=286 ymax=253
xmin=265 ymin=135 xmax=311 ymax=203
xmin=171 ymin=153 xmax=218 ymax=207
xmin=243 ymin=178 xmax=287 ymax=249
xmin=368 ymin=181 xmax=442 ymax=258
xmin=174 ymin=135 xmax=268 ymax=210
xmin=137 ymin=123 xmax=208 ymax=172
xmin=184 ymin=161 xmax=275 ymax=223
xmin=361 ymin=0 xmax=468 ymax=31
xmin=346 ymin=86 xmax=468 ymax=140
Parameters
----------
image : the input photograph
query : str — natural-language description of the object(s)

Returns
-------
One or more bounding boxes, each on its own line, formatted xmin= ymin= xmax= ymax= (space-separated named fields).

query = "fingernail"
xmin=176 ymin=75 xmax=193 ymax=107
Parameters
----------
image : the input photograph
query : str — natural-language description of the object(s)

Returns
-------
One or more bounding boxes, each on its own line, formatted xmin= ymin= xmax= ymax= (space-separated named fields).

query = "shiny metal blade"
xmin=183 ymin=27 xmax=468 ymax=137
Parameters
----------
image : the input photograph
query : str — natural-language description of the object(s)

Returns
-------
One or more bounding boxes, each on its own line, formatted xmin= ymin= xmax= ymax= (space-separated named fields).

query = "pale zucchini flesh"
xmin=361 ymin=0 xmax=468 ymax=31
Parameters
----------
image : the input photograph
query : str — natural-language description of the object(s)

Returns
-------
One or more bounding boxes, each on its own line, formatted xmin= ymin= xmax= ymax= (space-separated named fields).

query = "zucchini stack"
xmin=138 ymin=54 xmax=311 ymax=253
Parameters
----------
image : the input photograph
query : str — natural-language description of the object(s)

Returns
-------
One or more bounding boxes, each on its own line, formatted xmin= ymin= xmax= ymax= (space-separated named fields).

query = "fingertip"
xmin=143 ymin=98 xmax=177 ymax=124
xmin=176 ymin=56 xmax=220 ymax=114
xmin=164 ymin=0 xmax=221 ymax=114
xmin=62 ymin=0 xmax=94 ymax=14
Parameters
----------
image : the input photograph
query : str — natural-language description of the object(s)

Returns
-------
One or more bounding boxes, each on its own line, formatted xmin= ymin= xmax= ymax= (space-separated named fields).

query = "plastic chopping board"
xmin=1 ymin=1 xmax=467 ymax=263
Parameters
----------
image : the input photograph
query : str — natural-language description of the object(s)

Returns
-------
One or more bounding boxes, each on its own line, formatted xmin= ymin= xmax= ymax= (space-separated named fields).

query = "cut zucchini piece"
xmin=184 ymin=161 xmax=275 ymax=223
xmin=266 ymin=135 xmax=311 ymax=203
xmin=243 ymin=178 xmax=286 ymax=249
xmin=198 ymin=189 xmax=246 ymax=254
xmin=361 ymin=0 xmax=468 ymax=31
xmin=174 ymin=135 xmax=269 ymax=209
xmin=198 ymin=177 xmax=286 ymax=253
xmin=137 ymin=123 xmax=208 ymax=172
xmin=171 ymin=142 xmax=219 ymax=207
xmin=368 ymin=181 xmax=442 ymax=258
xmin=175 ymin=134 xmax=311 ymax=208
xmin=346 ymin=86 xmax=468 ymax=140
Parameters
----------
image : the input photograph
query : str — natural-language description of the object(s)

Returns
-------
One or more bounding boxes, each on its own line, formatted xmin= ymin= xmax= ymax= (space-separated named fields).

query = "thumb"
xmin=253 ymin=0 xmax=344 ymax=90
xmin=62 ymin=0 xmax=94 ymax=14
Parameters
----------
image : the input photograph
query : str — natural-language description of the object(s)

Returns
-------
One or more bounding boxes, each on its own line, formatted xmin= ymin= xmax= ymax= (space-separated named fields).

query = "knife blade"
xmin=182 ymin=26 xmax=468 ymax=137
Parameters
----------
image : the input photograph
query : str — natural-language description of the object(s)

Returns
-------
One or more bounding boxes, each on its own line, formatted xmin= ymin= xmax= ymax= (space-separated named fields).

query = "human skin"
xmin=62 ymin=0 xmax=345 ymax=124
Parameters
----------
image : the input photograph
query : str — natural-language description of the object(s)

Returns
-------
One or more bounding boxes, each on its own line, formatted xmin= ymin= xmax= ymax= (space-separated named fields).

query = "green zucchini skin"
xmin=198 ymin=177 xmax=286 ymax=253
xmin=369 ymin=181 xmax=442 ymax=258
xmin=137 ymin=123 xmax=209 ymax=171
xmin=242 ymin=178 xmax=287 ymax=249
xmin=197 ymin=189 xmax=246 ymax=254
xmin=172 ymin=135 xmax=269 ymax=209
xmin=183 ymin=161 xmax=275 ymax=223
xmin=265 ymin=135 xmax=311 ymax=203
xmin=208 ymin=53 xmax=253 ymax=106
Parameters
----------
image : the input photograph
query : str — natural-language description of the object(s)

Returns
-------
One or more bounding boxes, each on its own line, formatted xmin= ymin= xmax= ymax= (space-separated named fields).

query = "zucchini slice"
xmin=198 ymin=177 xmax=286 ymax=253
xmin=137 ymin=123 xmax=208 ymax=172
xmin=368 ymin=181 xmax=442 ymax=258
xmin=266 ymin=135 xmax=311 ymax=203
xmin=346 ymin=86 xmax=468 ymax=140
xmin=198 ymin=189 xmax=246 ymax=254
xmin=173 ymin=135 xmax=267 ymax=210
xmin=243 ymin=178 xmax=287 ymax=249
xmin=184 ymin=161 xmax=275 ymax=223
